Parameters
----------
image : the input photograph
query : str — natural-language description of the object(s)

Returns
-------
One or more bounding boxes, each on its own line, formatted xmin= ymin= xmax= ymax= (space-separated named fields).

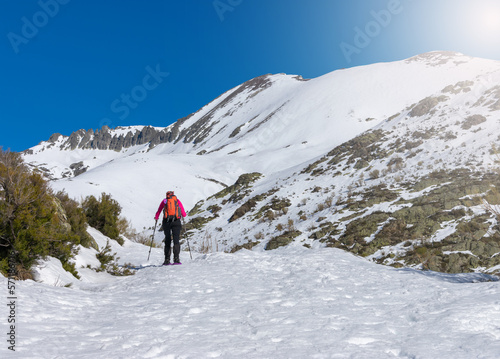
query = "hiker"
xmin=154 ymin=191 xmax=187 ymax=265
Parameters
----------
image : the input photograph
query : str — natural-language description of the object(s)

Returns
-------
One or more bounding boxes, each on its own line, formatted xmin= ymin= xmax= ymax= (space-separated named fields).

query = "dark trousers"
xmin=163 ymin=218 xmax=182 ymax=261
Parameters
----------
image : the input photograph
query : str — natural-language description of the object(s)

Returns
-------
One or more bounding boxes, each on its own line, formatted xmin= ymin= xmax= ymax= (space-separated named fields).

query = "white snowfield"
xmin=3 ymin=236 xmax=500 ymax=359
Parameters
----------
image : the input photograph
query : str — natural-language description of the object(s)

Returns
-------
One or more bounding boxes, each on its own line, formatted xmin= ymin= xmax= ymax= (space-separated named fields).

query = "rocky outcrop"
xmin=39 ymin=73 xmax=289 ymax=153
xmin=69 ymin=161 xmax=88 ymax=176
xmin=55 ymin=125 xmax=174 ymax=152
xmin=175 ymin=74 xmax=274 ymax=146
xmin=48 ymin=133 xmax=63 ymax=143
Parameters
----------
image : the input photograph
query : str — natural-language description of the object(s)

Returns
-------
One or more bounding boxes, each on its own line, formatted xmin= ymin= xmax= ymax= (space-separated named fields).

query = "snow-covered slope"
xmin=4 ymin=242 xmax=499 ymax=358
xmin=187 ymin=57 xmax=500 ymax=274
xmin=22 ymin=51 xmax=500 ymax=274
xmin=23 ymin=52 xmax=500 ymax=230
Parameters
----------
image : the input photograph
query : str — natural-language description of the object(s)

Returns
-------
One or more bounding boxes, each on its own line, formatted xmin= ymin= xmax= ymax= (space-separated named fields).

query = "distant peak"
xmin=405 ymin=51 xmax=472 ymax=66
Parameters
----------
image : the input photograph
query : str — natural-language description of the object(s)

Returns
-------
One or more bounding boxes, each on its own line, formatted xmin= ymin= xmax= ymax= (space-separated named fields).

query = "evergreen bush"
xmin=0 ymin=149 xmax=88 ymax=279
xmin=82 ymin=193 xmax=123 ymax=244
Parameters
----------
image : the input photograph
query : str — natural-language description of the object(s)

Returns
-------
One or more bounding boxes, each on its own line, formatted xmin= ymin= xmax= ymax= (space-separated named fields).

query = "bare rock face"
xmin=69 ymin=161 xmax=88 ymax=176
xmin=46 ymin=74 xmax=279 ymax=153
xmin=176 ymin=74 xmax=274 ymax=145
xmin=48 ymin=133 xmax=62 ymax=143
xmin=57 ymin=125 xmax=173 ymax=152
xmin=67 ymin=129 xmax=86 ymax=150
xmin=409 ymin=96 xmax=448 ymax=117
xmin=405 ymin=51 xmax=470 ymax=67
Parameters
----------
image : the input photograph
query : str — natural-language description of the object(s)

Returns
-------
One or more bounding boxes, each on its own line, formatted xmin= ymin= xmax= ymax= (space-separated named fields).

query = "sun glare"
xmin=482 ymin=9 xmax=500 ymax=31
xmin=474 ymin=1 xmax=500 ymax=34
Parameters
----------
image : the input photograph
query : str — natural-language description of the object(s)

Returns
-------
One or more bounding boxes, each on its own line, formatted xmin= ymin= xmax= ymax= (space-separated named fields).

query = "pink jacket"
xmin=155 ymin=198 xmax=187 ymax=221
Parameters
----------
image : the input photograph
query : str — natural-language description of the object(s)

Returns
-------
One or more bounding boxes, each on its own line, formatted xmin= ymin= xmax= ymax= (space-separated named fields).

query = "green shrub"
xmin=369 ymin=169 xmax=380 ymax=179
xmin=95 ymin=240 xmax=134 ymax=276
xmin=254 ymin=197 xmax=291 ymax=220
xmin=265 ymin=230 xmax=302 ymax=250
xmin=62 ymin=261 xmax=81 ymax=279
xmin=184 ymin=215 xmax=217 ymax=235
xmin=0 ymin=149 xmax=87 ymax=279
xmin=230 ymin=241 xmax=260 ymax=253
xmin=230 ymin=198 xmax=257 ymax=222
xmin=56 ymin=191 xmax=96 ymax=249
xmin=211 ymin=172 xmax=262 ymax=202
xmin=461 ymin=115 xmax=486 ymax=130
xmin=82 ymin=193 xmax=123 ymax=244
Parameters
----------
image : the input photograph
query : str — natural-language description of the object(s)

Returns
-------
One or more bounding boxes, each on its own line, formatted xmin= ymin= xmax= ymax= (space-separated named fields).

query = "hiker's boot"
xmin=164 ymin=246 xmax=171 ymax=265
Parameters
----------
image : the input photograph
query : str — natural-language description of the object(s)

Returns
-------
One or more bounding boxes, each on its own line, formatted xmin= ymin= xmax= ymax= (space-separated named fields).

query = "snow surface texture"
xmin=2 ymin=244 xmax=499 ymax=358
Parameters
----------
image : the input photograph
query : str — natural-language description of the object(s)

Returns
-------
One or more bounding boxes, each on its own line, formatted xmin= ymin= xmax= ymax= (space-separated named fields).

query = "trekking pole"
xmin=147 ymin=219 xmax=158 ymax=262
xmin=182 ymin=218 xmax=193 ymax=260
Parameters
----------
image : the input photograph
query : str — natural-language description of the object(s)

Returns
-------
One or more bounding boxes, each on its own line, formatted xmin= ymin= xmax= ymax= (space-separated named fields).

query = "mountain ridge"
xmin=28 ymin=51 xmax=498 ymax=159
xmin=23 ymin=51 xmax=500 ymax=275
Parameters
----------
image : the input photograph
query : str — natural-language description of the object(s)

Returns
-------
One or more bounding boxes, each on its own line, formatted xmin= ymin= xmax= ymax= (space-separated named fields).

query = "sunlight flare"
xmin=473 ymin=1 xmax=500 ymax=35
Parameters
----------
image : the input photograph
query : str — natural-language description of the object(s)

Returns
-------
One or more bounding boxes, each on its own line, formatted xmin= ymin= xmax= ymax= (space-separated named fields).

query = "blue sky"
xmin=2 ymin=0 xmax=500 ymax=152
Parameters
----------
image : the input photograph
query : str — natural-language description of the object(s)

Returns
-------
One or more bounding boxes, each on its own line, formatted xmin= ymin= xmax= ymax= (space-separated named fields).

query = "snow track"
xmin=5 ymin=247 xmax=499 ymax=358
